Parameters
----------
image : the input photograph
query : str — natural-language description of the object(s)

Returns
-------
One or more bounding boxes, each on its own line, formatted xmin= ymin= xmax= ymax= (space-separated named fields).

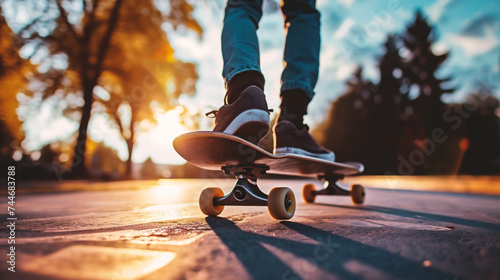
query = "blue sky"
xmin=7 ymin=0 xmax=500 ymax=164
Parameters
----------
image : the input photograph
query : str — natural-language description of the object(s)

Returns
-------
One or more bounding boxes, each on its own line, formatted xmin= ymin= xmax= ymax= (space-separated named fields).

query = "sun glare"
xmin=133 ymin=108 xmax=189 ymax=165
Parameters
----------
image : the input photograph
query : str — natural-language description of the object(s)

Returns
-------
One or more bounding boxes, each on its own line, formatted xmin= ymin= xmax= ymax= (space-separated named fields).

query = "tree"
xmin=459 ymin=86 xmax=500 ymax=174
xmin=396 ymin=11 xmax=456 ymax=174
xmin=8 ymin=0 xmax=202 ymax=178
xmin=360 ymin=35 xmax=407 ymax=174
xmin=93 ymin=0 xmax=200 ymax=177
xmin=0 ymin=8 xmax=33 ymax=163
xmin=400 ymin=11 xmax=453 ymax=121
xmin=313 ymin=66 xmax=378 ymax=171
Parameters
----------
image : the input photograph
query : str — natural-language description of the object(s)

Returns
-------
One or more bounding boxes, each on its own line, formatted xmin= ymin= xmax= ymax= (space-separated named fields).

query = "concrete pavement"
xmin=0 ymin=178 xmax=499 ymax=279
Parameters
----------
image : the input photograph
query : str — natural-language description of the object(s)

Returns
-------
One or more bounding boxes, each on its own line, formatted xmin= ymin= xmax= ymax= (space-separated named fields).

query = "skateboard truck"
xmin=221 ymin=164 xmax=269 ymax=180
xmin=314 ymin=174 xmax=350 ymax=196
xmin=199 ymin=164 xmax=296 ymax=220
xmin=215 ymin=165 xmax=269 ymax=206
xmin=302 ymin=174 xmax=365 ymax=204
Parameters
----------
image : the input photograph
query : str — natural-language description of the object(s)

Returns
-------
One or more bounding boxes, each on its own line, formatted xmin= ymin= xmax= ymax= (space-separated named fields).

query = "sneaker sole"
xmin=223 ymin=109 xmax=270 ymax=144
xmin=274 ymin=147 xmax=335 ymax=162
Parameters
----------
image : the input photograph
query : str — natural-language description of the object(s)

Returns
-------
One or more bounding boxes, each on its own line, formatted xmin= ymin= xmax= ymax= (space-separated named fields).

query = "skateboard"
xmin=173 ymin=131 xmax=365 ymax=220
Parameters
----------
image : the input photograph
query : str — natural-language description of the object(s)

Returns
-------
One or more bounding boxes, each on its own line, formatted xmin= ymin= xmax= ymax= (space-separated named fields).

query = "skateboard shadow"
xmin=205 ymin=217 xmax=303 ymax=279
xmin=280 ymin=221 xmax=455 ymax=279
xmin=206 ymin=217 xmax=454 ymax=279
xmin=314 ymin=203 xmax=500 ymax=232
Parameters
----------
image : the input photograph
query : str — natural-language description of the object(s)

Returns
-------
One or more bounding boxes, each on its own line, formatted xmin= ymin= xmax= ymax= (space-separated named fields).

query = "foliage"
xmin=5 ymin=0 xmax=202 ymax=178
xmin=459 ymin=87 xmax=500 ymax=174
xmin=94 ymin=0 xmax=200 ymax=177
xmin=0 ymin=9 xmax=33 ymax=159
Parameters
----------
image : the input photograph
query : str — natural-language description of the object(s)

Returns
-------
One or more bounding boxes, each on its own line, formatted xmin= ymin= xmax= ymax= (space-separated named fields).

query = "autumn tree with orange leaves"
xmin=4 ymin=0 xmax=201 ymax=178
xmin=0 ymin=8 xmax=33 ymax=163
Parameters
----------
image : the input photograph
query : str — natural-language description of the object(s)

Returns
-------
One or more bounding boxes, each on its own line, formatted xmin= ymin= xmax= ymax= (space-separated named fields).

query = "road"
xmin=0 ymin=178 xmax=499 ymax=280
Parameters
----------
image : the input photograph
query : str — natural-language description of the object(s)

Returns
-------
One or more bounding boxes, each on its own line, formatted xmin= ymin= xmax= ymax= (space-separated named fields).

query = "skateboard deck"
xmin=173 ymin=132 xmax=363 ymax=177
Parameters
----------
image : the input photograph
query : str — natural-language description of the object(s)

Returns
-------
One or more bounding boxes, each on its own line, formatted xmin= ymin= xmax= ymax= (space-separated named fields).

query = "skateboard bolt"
xmin=285 ymin=198 xmax=292 ymax=209
xmin=234 ymin=187 xmax=246 ymax=200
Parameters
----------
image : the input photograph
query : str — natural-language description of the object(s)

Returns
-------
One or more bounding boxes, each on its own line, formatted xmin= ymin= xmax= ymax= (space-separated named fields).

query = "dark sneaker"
xmin=210 ymin=86 xmax=270 ymax=144
xmin=273 ymin=120 xmax=335 ymax=161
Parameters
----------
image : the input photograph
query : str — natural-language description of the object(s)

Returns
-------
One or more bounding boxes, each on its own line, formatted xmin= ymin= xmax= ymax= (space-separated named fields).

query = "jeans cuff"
xmin=281 ymin=81 xmax=315 ymax=99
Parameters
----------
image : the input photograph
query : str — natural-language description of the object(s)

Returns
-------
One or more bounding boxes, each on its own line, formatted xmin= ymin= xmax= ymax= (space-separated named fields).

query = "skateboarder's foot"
xmin=208 ymin=85 xmax=270 ymax=144
xmin=273 ymin=120 xmax=335 ymax=161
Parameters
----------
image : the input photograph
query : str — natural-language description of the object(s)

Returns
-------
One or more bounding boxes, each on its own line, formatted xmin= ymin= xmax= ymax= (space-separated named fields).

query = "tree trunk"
xmin=125 ymin=138 xmax=133 ymax=179
xmin=70 ymin=80 xmax=95 ymax=178
xmin=125 ymin=108 xmax=136 ymax=179
xmin=69 ymin=0 xmax=124 ymax=179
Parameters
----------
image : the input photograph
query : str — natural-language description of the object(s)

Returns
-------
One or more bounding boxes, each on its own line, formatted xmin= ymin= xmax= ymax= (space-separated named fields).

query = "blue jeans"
xmin=221 ymin=0 xmax=320 ymax=99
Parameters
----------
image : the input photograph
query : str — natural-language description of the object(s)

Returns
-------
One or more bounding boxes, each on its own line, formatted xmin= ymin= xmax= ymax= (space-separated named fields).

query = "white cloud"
xmin=448 ymin=14 xmax=499 ymax=56
xmin=338 ymin=0 xmax=355 ymax=9
xmin=336 ymin=63 xmax=357 ymax=80
xmin=460 ymin=14 xmax=498 ymax=37
xmin=432 ymin=41 xmax=449 ymax=56
xmin=334 ymin=18 xmax=355 ymax=40
xmin=448 ymin=34 xmax=499 ymax=56
xmin=425 ymin=0 xmax=456 ymax=23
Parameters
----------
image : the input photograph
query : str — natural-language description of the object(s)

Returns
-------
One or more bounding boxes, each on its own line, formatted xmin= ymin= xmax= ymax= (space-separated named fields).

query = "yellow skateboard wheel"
xmin=199 ymin=187 xmax=225 ymax=216
xmin=351 ymin=184 xmax=365 ymax=204
xmin=268 ymin=187 xmax=295 ymax=220
xmin=302 ymin=184 xmax=316 ymax=203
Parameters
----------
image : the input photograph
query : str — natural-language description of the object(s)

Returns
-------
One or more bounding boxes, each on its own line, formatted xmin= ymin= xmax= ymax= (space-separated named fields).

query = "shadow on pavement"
xmin=205 ymin=217 xmax=302 ymax=279
xmin=206 ymin=217 xmax=454 ymax=280
xmin=315 ymin=203 xmax=500 ymax=232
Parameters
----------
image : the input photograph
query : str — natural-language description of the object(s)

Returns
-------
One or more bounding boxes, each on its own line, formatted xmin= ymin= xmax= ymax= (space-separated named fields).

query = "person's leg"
xmin=214 ymin=0 xmax=269 ymax=143
xmin=274 ymin=0 xmax=334 ymax=160
xmin=278 ymin=0 xmax=320 ymax=128
xmin=222 ymin=0 xmax=265 ymax=104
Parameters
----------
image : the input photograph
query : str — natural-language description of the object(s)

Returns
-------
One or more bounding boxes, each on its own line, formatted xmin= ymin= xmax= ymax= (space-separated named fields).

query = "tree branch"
xmin=112 ymin=110 xmax=125 ymax=139
xmin=93 ymin=0 xmax=123 ymax=82
xmin=55 ymin=0 xmax=81 ymax=42
xmin=82 ymin=0 xmax=101 ymax=42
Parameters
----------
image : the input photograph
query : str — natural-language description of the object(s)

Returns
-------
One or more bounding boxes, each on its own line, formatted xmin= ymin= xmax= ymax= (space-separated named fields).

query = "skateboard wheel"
xmin=302 ymin=184 xmax=316 ymax=203
xmin=350 ymin=184 xmax=365 ymax=204
xmin=268 ymin=187 xmax=296 ymax=220
xmin=199 ymin=187 xmax=225 ymax=216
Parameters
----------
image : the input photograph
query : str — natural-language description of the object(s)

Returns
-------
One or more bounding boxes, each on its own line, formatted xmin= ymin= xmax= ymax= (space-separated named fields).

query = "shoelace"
xmin=205 ymin=109 xmax=274 ymax=119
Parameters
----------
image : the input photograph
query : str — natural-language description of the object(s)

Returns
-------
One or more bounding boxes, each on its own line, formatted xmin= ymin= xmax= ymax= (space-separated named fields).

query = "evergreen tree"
xmin=365 ymin=35 xmax=403 ymax=173
xmin=459 ymin=86 xmax=500 ymax=174
xmin=400 ymin=11 xmax=453 ymax=124
xmin=314 ymin=66 xmax=377 ymax=170
xmin=397 ymin=11 xmax=456 ymax=174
